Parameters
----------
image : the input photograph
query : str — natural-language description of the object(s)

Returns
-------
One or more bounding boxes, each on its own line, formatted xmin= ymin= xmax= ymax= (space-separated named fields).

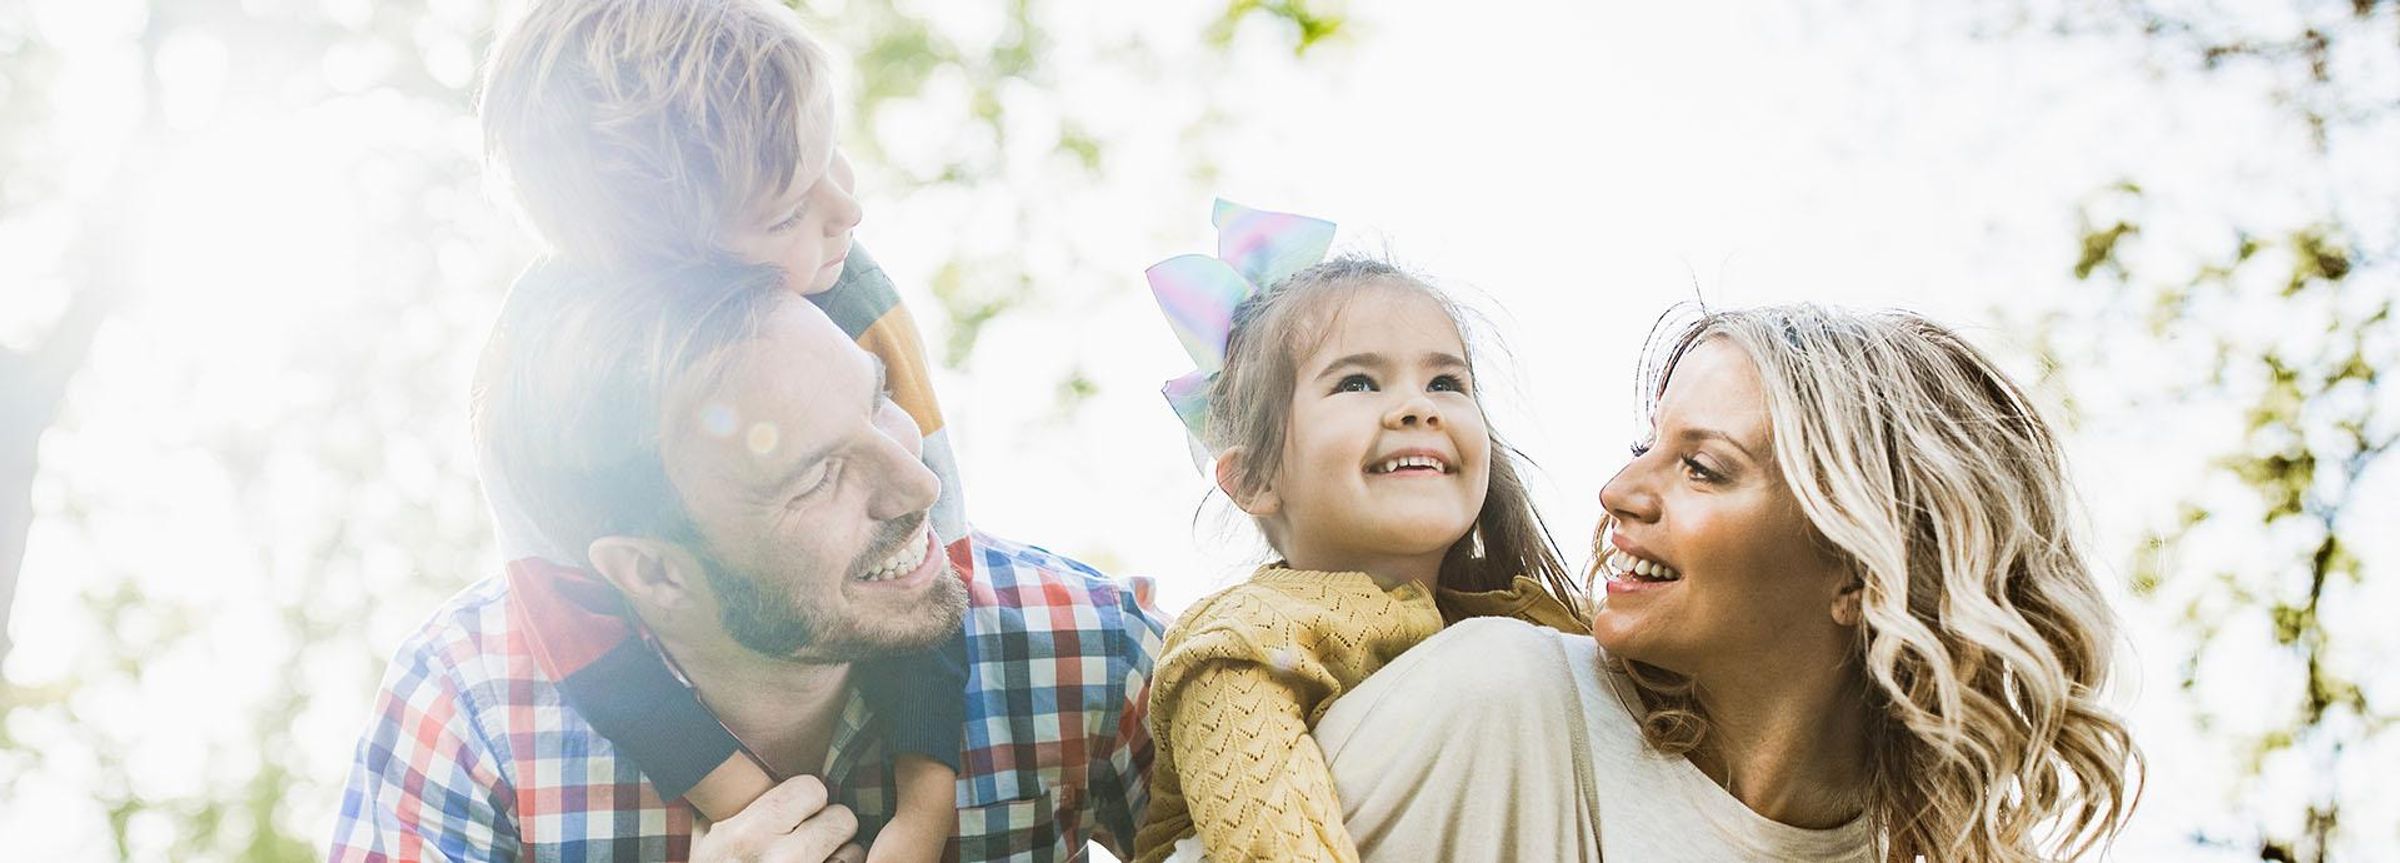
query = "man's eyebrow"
xmin=754 ymin=355 xmax=886 ymax=496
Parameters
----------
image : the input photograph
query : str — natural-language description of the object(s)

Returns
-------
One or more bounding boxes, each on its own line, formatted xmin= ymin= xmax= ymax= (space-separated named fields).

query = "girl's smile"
xmin=1245 ymin=283 xmax=1492 ymax=586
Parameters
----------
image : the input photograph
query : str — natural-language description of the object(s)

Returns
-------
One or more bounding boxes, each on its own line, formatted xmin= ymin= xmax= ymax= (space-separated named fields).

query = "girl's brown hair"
xmin=1203 ymin=257 xmax=1581 ymax=608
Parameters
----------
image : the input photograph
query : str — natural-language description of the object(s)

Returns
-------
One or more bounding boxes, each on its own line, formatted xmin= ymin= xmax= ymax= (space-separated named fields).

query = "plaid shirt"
xmin=331 ymin=531 xmax=1165 ymax=862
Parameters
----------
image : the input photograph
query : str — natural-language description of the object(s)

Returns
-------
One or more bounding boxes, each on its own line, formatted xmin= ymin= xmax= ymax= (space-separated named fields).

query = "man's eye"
xmin=1334 ymin=374 xmax=1376 ymax=393
xmin=791 ymin=462 xmax=837 ymax=503
xmin=1429 ymin=374 xmax=1468 ymax=394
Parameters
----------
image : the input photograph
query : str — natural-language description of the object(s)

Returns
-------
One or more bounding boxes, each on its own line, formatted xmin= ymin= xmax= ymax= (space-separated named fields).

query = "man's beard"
xmin=697 ymin=515 xmax=969 ymax=663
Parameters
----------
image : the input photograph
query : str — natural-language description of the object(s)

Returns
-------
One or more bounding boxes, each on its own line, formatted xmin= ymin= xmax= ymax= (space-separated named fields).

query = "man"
xmin=329 ymin=0 xmax=1163 ymax=858
xmin=332 ymin=259 xmax=1160 ymax=861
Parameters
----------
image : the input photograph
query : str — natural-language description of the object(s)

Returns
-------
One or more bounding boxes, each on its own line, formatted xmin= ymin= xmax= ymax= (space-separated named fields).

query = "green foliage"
xmin=2046 ymin=139 xmax=2395 ymax=863
xmin=1209 ymin=0 xmax=1348 ymax=54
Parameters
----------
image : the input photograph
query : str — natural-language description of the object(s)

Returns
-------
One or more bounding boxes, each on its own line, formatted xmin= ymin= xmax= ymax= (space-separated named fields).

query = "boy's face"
xmin=725 ymin=147 xmax=862 ymax=296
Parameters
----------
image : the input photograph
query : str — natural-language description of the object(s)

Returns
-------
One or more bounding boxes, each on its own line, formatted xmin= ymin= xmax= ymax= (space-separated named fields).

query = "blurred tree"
xmin=0 ymin=0 xmax=1347 ymax=859
xmin=1995 ymin=2 xmax=2398 ymax=860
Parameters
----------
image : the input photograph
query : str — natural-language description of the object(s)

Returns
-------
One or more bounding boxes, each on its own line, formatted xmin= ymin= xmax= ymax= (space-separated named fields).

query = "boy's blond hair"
xmin=481 ymin=0 xmax=838 ymax=267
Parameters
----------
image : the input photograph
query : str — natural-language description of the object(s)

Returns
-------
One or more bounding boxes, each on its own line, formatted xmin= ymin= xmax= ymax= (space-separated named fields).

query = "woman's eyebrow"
xmin=1676 ymin=425 xmax=1759 ymax=461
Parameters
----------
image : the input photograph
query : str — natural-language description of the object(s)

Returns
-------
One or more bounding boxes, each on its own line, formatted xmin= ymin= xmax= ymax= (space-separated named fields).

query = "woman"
xmin=1312 ymin=304 xmax=2141 ymax=862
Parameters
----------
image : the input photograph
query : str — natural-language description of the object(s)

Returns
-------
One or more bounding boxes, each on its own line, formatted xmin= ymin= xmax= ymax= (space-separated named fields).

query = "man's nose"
xmin=866 ymin=403 xmax=938 ymax=521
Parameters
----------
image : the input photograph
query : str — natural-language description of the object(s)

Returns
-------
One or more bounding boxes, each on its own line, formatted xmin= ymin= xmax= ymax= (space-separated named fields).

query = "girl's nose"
xmin=1384 ymin=394 xmax=1442 ymax=429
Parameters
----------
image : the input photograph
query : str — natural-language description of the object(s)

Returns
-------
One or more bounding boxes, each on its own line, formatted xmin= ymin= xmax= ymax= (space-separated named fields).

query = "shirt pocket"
xmin=953 ymin=785 xmax=1064 ymax=861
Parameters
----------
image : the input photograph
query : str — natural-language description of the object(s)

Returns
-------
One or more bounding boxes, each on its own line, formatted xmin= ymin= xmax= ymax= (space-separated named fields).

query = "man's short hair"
xmin=474 ymin=261 xmax=791 ymax=563
xmin=480 ymin=0 xmax=838 ymax=267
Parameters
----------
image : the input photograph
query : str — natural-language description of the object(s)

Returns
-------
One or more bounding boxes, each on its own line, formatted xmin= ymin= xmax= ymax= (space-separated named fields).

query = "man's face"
xmin=662 ymin=303 xmax=965 ymax=663
xmin=723 ymin=144 xmax=862 ymax=296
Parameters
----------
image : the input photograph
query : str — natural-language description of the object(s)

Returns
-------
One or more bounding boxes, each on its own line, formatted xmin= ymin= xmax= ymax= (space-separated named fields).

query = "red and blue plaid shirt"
xmin=331 ymin=531 xmax=1164 ymax=862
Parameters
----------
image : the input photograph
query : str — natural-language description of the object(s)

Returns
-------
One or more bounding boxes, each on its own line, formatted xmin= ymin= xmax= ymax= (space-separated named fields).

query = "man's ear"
xmin=588 ymin=535 xmax=707 ymax=612
xmin=1830 ymin=577 xmax=1866 ymax=628
xmin=1214 ymin=447 xmax=1280 ymax=517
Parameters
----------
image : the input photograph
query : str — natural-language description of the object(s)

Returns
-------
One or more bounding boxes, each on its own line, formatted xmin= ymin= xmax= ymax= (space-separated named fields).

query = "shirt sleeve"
xmin=329 ymin=636 xmax=521 ymax=863
xmin=1086 ymin=573 xmax=1166 ymax=860
xmin=1164 ymin=660 xmax=1359 ymax=863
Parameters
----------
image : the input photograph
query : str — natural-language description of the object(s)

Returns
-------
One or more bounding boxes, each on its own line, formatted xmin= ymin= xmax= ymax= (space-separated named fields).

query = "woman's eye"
xmin=1335 ymin=374 xmax=1376 ymax=393
xmin=1429 ymin=374 xmax=1468 ymax=394
xmin=1681 ymin=455 xmax=1721 ymax=483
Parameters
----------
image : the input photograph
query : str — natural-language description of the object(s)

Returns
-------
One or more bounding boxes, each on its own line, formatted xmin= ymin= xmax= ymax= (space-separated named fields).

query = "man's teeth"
xmin=858 ymin=528 xmax=930 ymax=582
xmin=1370 ymin=455 xmax=1450 ymax=474
xmin=1606 ymin=550 xmax=1681 ymax=582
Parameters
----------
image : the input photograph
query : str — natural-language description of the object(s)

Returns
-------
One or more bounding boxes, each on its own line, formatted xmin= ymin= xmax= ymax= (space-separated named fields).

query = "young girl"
xmin=1131 ymin=201 xmax=1588 ymax=862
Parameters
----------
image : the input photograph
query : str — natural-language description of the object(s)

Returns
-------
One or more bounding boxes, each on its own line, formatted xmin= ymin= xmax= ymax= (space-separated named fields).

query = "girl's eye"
xmin=1335 ymin=374 xmax=1377 ymax=393
xmin=770 ymin=207 xmax=808 ymax=233
xmin=1429 ymin=374 xmax=1468 ymax=394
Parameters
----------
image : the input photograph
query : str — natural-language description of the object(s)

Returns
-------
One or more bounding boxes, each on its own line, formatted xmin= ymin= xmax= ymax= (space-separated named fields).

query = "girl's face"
xmin=1591 ymin=338 xmax=1856 ymax=678
xmin=1252 ymin=285 xmax=1491 ymax=584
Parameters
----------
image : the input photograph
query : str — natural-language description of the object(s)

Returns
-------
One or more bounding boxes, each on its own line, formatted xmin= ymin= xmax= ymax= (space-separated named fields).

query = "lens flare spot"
xmin=746 ymin=422 xmax=780 ymax=455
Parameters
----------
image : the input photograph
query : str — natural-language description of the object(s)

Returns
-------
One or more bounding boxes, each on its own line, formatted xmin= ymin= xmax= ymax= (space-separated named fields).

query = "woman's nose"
xmin=1598 ymin=465 xmax=1657 ymax=525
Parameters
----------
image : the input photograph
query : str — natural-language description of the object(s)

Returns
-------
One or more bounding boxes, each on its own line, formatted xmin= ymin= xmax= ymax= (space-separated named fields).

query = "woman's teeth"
xmin=1606 ymin=549 xmax=1681 ymax=582
xmin=1369 ymin=455 xmax=1450 ymax=474
xmin=858 ymin=528 xmax=930 ymax=582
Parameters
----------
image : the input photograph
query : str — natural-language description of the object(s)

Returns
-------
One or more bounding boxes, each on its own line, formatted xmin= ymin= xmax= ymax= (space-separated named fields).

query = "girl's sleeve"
xmin=1165 ymin=658 xmax=1361 ymax=863
xmin=852 ymin=626 xmax=969 ymax=771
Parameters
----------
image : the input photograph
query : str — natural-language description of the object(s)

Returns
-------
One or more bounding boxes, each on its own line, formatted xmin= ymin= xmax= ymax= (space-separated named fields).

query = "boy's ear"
xmin=1214 ymin=447 xmax=1281 ymax=517
xmin=588 ymin=536 xmax=709 ymax=613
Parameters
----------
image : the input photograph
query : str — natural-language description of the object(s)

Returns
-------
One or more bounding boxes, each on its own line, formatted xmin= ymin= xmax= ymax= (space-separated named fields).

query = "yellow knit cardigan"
xmin=1130 ymin=566 xmax=1587 ymax=863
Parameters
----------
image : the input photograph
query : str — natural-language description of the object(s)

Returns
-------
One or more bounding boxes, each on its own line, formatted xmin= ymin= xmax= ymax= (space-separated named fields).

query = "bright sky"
xmin=3 ymin=0 xmax=2394 ymax=859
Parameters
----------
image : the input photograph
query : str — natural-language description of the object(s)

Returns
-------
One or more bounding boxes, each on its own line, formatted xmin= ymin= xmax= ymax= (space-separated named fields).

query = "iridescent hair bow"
xmin=1147 ymin=199 xmax=1337 ymax=467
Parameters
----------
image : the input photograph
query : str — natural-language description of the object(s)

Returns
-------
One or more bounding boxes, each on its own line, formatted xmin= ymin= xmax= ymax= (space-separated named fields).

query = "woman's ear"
xmin=1830 ymin=577 xmax=1866 ymax=628
xmin=1214 ymin=447 xmax=1280 ymax=517
xmin=588 ymin=536 xmax=707 ymax=613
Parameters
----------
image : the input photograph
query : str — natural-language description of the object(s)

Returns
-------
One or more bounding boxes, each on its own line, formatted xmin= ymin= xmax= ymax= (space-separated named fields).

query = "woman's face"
xmin=1592 ymin=338 xmax=1856 ymax=679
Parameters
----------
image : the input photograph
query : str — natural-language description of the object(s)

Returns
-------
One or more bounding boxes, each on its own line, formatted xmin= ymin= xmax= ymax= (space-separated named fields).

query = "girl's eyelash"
xmin=1629 ymin=441 xmax=1653 ymax=457
xmin=1431 ymin=374 xmax=1468 ymax=393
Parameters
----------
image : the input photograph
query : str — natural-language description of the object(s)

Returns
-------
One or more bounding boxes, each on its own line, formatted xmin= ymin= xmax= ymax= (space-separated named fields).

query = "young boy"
xmin=477 ymin=0 xmax=969 ymax=857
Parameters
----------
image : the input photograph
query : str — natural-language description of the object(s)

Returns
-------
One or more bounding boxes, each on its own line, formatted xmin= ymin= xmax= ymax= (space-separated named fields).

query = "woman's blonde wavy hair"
xmin=1601 ymin=304 xmax=2140 ymax=862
